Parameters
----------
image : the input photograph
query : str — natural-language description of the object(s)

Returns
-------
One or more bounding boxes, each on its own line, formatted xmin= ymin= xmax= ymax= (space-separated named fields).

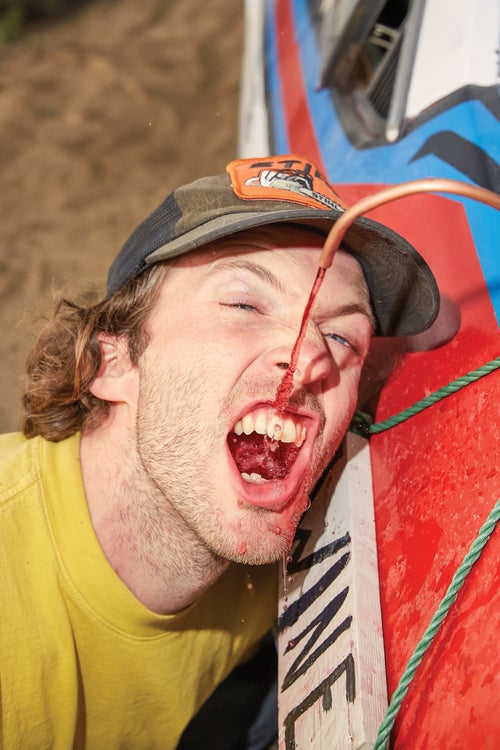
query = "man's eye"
xmin=221 ymin=302 xmax=258 ymax=312
xmin=324 ymin=332 xmax=352 ymax=349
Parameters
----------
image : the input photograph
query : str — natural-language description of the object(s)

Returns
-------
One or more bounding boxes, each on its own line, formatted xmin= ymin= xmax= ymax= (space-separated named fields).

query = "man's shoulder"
xmin=0 ymin=431 xmax=29 ymax=452
xmin=0 ymin=432 xmax=40 ymax=505
xmin=0 ymin=432 xmax=81 ymax=509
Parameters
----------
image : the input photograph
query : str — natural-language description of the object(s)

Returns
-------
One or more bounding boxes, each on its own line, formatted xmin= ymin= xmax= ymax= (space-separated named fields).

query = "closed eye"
xmin=221 ymin=302 xmax=259 ymax=313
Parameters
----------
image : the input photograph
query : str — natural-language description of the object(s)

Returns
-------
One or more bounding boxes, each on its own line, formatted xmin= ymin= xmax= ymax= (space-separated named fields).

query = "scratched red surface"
xmin=338 ymin=186 xmax=500 ymax=749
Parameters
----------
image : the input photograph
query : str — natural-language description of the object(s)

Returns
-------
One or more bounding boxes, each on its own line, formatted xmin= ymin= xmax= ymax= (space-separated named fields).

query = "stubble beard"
xmin=132 ymin=360 xmax=342 ymax=568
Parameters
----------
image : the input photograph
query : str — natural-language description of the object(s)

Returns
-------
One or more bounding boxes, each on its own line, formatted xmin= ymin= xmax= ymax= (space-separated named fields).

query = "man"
xmin=0 ymin=154 xmax=439 ymax=749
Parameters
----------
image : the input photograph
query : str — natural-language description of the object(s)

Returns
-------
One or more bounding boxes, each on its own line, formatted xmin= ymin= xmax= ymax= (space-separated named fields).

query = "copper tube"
xmin=320 ymin=178 xmax=500 ymax=269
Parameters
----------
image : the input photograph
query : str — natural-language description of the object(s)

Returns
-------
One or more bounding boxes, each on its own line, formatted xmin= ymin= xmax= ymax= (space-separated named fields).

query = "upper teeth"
xmin=233 ymin=408 xmax=306 ymax=448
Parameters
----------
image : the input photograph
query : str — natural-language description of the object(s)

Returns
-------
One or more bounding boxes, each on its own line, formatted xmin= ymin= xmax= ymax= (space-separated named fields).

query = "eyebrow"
xmin=208 ymin=258 xmax=375 ymax=329
xmin=331 ymin=301 xmax=376 ymax=331
xmin=206 ymin=259 xmax=288 ymax=295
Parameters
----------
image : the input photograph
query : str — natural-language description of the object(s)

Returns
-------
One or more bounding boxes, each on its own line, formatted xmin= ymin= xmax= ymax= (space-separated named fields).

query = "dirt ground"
xmin=0 ymin=0 xmax=244 ymax=432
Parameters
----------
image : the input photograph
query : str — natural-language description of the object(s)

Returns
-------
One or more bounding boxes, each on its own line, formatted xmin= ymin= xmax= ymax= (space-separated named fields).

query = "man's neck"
xmin=79 ymin=423 xmax=230 ymax=615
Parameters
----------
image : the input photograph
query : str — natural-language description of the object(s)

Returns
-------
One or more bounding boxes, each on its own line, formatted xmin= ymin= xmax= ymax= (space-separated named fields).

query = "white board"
xmin=278 ymin=432 xmax=387 ymax=749
xmin=238 ymin=0 xmax=270 ymax=158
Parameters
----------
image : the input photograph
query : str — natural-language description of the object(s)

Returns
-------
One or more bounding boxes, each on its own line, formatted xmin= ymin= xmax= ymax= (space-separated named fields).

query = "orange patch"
xmin=226 ymin=154 xmax=348 ymax=212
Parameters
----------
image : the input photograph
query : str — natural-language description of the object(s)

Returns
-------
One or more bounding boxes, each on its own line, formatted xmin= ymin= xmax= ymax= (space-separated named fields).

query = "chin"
xmin=195 ymin=480 xmax=312 ymax=566
xmin=206 ymin=527 xmax=292 ymax=566
xmin=230 ymin=537 xmax=291 ymax=566
xmin=221 ymin=504 xmax=304 ymax=566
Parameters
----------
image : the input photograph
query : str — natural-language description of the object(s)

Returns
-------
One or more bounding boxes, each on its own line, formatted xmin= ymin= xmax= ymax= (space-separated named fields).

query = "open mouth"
xmin=227 ymin=406 xmax=307 ymax=484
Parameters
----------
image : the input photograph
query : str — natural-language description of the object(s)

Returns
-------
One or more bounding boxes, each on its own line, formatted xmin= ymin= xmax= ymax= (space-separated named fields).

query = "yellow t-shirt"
xmin=0 ymin=433 xmax=277 ymax=750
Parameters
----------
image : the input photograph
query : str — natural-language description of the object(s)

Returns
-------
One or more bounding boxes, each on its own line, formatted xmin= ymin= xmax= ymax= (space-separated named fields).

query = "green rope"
xmin=373 ymin=497 xmax=500 ymax=750
xmin=350 ymin=356 xmax=500 ymax=437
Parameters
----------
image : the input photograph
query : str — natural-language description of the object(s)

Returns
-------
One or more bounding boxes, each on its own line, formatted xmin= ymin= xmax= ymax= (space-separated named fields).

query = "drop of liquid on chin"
xmin=237 ymin=542 xmax=247 ymax=555
xmin=269 ymin=525 xmax=282 ymax=536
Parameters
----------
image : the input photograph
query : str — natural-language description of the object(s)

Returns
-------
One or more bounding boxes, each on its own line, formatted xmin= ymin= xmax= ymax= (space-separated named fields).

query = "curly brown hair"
xmin=22 ymin=263 xmax=170 ymax=441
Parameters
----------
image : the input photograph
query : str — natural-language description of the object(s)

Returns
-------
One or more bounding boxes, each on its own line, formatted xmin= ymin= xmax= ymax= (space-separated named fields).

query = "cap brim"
xmin=144 ymin=207 xmax=440 ymax=337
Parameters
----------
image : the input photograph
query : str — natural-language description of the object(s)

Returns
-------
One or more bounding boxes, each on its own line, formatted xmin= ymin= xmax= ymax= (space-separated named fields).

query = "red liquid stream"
xmin=274 ymin=266 xmax=325 ymax=594
xmin=273 ymin=267 xmax=326 ymax=410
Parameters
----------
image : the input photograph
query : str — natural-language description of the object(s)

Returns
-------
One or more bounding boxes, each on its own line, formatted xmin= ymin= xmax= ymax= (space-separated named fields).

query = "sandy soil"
xmin=0 ymin=0 xmax=244 ymax=431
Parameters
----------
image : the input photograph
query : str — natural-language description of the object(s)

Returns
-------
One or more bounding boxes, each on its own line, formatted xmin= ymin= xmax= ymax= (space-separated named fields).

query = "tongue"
xmin=228 ymin=432 xmax=300 ymax=480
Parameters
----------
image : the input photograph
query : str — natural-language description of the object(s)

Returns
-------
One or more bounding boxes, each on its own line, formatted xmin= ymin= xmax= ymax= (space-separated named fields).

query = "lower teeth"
xmin=241 ymin=472 xmax=269 ymax=484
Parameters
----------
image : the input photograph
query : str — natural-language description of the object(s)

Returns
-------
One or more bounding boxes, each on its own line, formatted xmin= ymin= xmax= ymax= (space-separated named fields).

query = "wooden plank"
xmin=278 ymin=432 xmax=387 ymax=749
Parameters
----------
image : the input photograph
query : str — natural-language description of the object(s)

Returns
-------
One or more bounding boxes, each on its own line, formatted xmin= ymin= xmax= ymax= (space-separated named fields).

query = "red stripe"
xmin=275 ymin=0 xmax=326 ymax=172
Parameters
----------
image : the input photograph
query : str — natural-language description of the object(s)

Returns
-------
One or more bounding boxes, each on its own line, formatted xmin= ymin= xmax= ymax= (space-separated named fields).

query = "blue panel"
xmin=264 ymin=1 xmax=500 ymax=323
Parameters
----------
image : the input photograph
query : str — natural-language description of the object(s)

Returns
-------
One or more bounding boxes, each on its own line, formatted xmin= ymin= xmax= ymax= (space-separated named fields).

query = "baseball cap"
xmin=107 ymin=154 xmax=440 ymax=336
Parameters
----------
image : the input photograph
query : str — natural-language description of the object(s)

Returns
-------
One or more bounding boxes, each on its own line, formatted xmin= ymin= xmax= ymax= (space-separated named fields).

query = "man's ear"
xmin=89 ymin=333 xmax=138 ymax=404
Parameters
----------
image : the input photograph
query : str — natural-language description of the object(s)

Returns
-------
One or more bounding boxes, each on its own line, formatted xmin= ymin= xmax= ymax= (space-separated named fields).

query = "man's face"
xmin=133 ymin=227 xmax=373 ymax=564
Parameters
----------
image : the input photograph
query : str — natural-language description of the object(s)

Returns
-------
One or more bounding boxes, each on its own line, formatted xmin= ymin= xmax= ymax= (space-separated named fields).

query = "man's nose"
xmin=264 ymin=330 xmax=334 ymax=388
